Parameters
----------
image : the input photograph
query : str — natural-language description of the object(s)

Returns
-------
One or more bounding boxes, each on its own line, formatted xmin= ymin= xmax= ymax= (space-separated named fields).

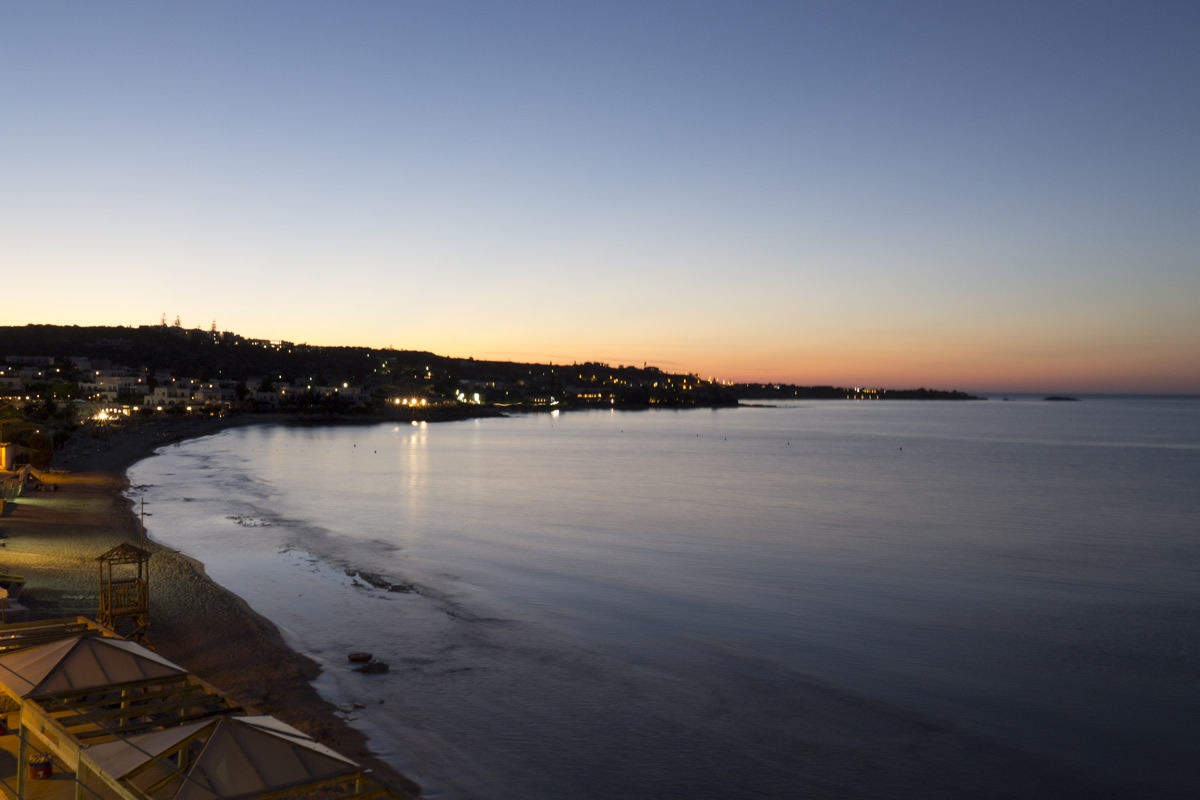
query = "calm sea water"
xmin=128 ymin=398 xmax=1200 ymax=799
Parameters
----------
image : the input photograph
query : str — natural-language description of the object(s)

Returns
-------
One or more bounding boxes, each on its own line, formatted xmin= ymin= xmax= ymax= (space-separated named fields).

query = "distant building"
xmin=193 ymin=382 xmax=238 ymax=405
xmin=80 ymin=371 xmax=147 ymax=403
xmin=148 ymin=385 xmax=191 ymax=407
xmin=4 ymin=355 xmax=54 ymax=366
xmin=0 ymin=443 xmax=28 ymax=471
xmin=13 ymin=367 xmax=49 ymax=382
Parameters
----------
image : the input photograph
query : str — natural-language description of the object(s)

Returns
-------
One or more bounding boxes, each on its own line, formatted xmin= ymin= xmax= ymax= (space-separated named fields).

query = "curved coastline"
xmin=9 ymin=414 xmax=420 ymax=796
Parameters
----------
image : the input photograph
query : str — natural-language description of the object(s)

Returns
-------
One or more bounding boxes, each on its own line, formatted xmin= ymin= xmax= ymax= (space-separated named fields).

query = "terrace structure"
xmin=0 ymin=617 xmax=409 ymax=799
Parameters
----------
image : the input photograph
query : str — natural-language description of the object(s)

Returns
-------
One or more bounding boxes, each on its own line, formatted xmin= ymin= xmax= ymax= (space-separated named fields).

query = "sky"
xmin=2 ymin=1 xmax=1198 ymax=393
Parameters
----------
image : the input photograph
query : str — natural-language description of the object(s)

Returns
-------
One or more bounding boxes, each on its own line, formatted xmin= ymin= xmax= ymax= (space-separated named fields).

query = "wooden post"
xmin=17 ymin=723 xmax=27 ymax=797
xmin=75 ymin=759 xmax=90 ymax=800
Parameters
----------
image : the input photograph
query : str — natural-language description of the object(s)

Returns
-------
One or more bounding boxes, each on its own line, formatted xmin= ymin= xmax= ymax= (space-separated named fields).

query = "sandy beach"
xmin=0 ymin=415 xmax=420 ymax=796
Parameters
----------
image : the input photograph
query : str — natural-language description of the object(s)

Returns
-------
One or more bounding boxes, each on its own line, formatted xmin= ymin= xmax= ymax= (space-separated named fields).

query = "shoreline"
xmin=2 ymin=414 xmax=420 ymax=795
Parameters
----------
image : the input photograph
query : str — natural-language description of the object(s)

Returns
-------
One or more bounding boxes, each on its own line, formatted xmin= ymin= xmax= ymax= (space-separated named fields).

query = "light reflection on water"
xmin=129 ymin=399 xmax=1200 ymax=799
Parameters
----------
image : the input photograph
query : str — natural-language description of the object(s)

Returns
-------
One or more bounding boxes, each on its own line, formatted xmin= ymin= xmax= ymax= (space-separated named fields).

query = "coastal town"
xmin=1 ymin=323 xmax=978 ymax=472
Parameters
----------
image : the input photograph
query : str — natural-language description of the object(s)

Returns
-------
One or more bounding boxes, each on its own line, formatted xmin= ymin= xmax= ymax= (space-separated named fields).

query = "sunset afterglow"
xmin=2 ymin=3 xmax=1197 ymax=393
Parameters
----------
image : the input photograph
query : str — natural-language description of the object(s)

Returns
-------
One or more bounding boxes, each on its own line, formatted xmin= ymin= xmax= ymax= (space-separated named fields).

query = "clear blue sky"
xmin=3 ymin=1 xmax=1198 ymax=392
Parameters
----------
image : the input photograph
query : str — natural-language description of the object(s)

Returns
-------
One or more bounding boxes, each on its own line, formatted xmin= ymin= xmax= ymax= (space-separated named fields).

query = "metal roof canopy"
xmin=0 ymin=632 xmax=241 ymax=798
xmin=81 ymin=715 xmax=381 ymax=800
xmin=0 ymin=636 xmax=188 ymax=701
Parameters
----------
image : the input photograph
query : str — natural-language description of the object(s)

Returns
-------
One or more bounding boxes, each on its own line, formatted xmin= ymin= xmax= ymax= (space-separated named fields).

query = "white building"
xmin=80 ymin=372 xmax=147 ymax=403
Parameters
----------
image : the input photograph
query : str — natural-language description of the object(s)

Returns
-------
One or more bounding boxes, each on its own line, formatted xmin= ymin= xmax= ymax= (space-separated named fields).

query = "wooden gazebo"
xmin=97 ymin=543 xmax=152 ymax=644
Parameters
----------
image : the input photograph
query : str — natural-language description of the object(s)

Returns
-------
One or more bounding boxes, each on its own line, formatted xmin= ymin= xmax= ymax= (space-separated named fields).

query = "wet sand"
xmin=0 ymin=416 xmax=420 ymax=796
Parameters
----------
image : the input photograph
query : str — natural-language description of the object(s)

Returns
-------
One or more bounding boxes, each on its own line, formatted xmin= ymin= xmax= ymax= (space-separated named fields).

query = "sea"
xmin=126 ymin=397 xmax=1200 ymax=799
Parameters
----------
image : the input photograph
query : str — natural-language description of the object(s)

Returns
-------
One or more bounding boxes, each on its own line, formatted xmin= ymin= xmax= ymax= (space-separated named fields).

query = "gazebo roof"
xmin=85 ymin=715 xmax=359 ymax=799
xmin=97 ymin=542 xmax=153 ymax=564
xmin=0 ymin=635 xmax=185 ymax=700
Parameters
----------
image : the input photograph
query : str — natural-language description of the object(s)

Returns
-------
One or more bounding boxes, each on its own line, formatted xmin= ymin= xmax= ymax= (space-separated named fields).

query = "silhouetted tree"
xmin=26 ymin=431 xmax=53 ymax=468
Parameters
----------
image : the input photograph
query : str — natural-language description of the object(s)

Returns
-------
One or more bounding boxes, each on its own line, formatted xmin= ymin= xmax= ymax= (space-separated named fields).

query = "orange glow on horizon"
xmin=8 ymin=310 xmax=1198 ymax=396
